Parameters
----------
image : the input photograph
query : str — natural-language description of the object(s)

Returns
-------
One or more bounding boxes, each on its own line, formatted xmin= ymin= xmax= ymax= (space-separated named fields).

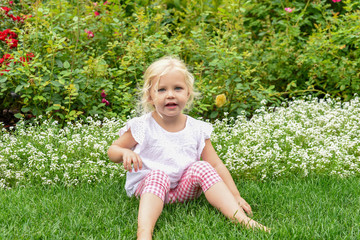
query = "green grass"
xmin=1 ymin=176 xmax=359 ymax=239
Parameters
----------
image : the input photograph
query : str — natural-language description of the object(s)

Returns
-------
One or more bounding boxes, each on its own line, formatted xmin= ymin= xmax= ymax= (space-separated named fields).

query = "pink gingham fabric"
xmin=135 ymin=161 xmax=222 ymax=204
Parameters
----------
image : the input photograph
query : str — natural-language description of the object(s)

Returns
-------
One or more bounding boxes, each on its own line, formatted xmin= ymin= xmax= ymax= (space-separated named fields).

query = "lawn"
xmin=1 ymin=177 xmax=359 ymax=239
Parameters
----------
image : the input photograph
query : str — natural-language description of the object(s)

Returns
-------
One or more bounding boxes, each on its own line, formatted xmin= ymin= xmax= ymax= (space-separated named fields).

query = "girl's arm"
xmin=107 ymin=129 xmax=142 ymax=172
xmin=201 ymin=139 xmax=252 ymax=215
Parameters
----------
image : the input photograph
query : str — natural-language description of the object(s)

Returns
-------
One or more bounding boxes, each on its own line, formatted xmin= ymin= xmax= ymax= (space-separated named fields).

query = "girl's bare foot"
xmin=242 ymin=217 xmax=270 ymax=233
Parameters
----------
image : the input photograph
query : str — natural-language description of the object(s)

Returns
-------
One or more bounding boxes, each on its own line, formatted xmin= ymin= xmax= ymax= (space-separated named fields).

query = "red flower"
xmin=1 ymin=53 xmax=14 ymax=66
xmin=94 ymin=11 xmax=100 ymax=16
xmin=3 ymin=54 xmax=14 ymax=61
xmin=26 ymin=52 xmax=35 ymax=58
xmin=101 ymin=90 xmax=107 ymax=98
xmin=0 ymin=29 xmax=18 ymax=41
xmin=9 ymin=14 xmax=23 ymax=22
xmin=9 ymin=1 xmax=14 ymax=5
xmin=84 ymin=29 xmax=94 ymax=38
xmin=9 ymin=30 xmax=18 ymax=39
xmin=7 ymin=38 xmax=18 ymax=48
xmin=1 ymin=7 xmax=11 ymax=14
xmin=19 ymin=53 xmax=34 ymax=64
xmin=0 ymin=69 xmax=10 ymax=76
xmin=102 ymin=98 xmax=110 ymax=106
xmin=0 ymin=32 xmax=7 ymax=41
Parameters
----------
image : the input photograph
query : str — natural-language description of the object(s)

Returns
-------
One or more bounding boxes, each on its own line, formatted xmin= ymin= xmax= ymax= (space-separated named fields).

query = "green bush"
xmin=1 ymin=0 xmax=359 ymax=122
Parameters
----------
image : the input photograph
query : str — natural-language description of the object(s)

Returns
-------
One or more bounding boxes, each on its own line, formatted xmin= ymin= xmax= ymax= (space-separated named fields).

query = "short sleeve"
xmin=201 ymin=121 xmax=213 ymax=140
xmin=118 ymin=115 xmax=146 ymax=144
xmin=194 ymin=119 xmax=213 ymax=159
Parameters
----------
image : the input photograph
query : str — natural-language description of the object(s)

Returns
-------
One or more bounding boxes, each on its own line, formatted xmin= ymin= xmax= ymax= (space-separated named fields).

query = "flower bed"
xmin=1 ymin=97 xmax=359 ymax=189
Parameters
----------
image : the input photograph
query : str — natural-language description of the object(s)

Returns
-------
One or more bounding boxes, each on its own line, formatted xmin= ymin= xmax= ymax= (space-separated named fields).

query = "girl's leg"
xmin=169 ymin=161 xmax=268 ymax=231
xmin=204 ymin=181 xmax=268 ymax=231
xmin=135 ymin=170 xmax=171 ymax=239
xmin=137 ymin=193 xmax=164 ymax=240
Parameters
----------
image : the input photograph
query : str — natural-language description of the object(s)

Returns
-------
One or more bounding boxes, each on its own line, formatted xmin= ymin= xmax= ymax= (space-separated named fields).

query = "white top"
xmin=118 ymin=112 xmax=213 ymax=197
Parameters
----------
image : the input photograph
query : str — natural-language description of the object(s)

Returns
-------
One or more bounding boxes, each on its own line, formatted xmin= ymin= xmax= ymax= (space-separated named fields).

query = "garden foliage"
xmin=1 ymin=96 xmax=359 ymax=189
xmin=1 ymin=0 xmax=359 ymax=121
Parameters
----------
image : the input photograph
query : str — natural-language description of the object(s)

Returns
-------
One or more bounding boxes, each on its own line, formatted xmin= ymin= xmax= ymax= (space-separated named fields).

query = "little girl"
xmin=108 ymin=56 xmax=268 ymax=239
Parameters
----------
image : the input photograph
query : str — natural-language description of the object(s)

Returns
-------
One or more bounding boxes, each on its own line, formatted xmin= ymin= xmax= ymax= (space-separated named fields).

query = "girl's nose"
xmin=167 ymin=90 xmax=175 ymax=98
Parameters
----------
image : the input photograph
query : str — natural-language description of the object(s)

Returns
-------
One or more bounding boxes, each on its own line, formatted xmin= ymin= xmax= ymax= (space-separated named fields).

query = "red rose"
xmin=20 ymin=53 xmax=34 ymax=63
xmin=0 ymin=29 xmax=17 ymax=41
xmin=101 ymin=98 xmax=110 ymax=106
xmin=3 ymin=54 xmax=13 ymax=60
xmin=7 ymin=38 xmax=18 ymax=48
xmin=0 ymin=7 xmax=11 ymax=14
xmin=26 ymin=52 xmax=35 ymax=58
xmin=0 ymin=32 xmax=7 ymax=41
xmin=9 ymin=31 xmax=18 ymax=39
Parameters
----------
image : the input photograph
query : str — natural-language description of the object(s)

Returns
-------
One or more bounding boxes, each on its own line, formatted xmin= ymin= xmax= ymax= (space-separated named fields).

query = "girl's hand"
xmin=236 ymin=196 xmax=253 ymax=216
xmin=122 ymin=149 xmax=143 ymax=172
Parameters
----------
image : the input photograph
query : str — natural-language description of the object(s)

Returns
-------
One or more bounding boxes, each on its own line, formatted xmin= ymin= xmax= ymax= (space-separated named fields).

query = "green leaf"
xmin=15 ymin=85 xmax=23 ymax=93
xmin=51 ymin=81 xmax=63 ymax=87
xmin=14 ymin=113 xmax=24 ymax=119
xmin=56 ymin=59 xmax=63 ymax=68
xmin=53 ymin=104 xmax=61 ymax=110
xmin=210 ymin=111 xmax=218 ymax=118
xmin=63 ymin=61 xmax=70 ymax=69
xmin=34 ymin=95 xmax=46 ymax=102
xmin=21 ymin=107 xmax=31 ymax=113
xmin=236 ymin=83 xmax=243 ymax=89
xmin=0 ymin=76 xmax=7 ymax=83
xmin=60 ymin=71 xmax=71 ymax=77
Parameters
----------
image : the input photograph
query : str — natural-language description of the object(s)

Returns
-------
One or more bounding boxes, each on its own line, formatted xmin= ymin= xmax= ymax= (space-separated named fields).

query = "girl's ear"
xmin=147 ymin=92 xmax=154 ymax=105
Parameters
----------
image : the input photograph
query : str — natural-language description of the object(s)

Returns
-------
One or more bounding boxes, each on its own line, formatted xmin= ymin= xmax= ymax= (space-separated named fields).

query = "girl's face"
xmin=149 ymin=69 xmax=190 ymax=119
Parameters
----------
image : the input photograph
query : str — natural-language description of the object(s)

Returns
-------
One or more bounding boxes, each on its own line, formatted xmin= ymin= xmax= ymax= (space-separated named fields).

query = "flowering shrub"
xmin=0 ymin=116 xmax=125 ymax=189
xmin=0 ymin=5 xmax=30 ymax=22
xmin=1 ymin=97 xmax=359 ymax=188
xmin=0 ymin=0 xmax=359 ymax=122
xmin=212 ymin=95 xmax=360 ymax=180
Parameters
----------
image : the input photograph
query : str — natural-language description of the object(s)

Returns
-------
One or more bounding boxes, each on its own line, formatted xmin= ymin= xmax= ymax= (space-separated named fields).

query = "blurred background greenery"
xmin=1 ymin=0 xmax=359 ymax=123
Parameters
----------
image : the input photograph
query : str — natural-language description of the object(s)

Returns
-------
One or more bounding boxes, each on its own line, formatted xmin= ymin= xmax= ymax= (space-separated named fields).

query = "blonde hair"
xmin=140 ymin=56 xmax=195 ymax=113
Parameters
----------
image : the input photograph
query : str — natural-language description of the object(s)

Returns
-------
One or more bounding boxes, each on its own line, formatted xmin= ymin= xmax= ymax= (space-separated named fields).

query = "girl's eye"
xmin=158 ymin=88 xmax=166 ymax=92
xmin=175 ymin=87 xmax=183 ymax=91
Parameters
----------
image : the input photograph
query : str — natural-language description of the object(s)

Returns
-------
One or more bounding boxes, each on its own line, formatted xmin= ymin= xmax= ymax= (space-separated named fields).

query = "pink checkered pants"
xmin=134 ymin=161 xmax=222 ymax=204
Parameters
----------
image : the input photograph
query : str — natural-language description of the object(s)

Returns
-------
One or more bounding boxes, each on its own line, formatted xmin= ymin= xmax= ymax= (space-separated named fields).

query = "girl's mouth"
xmin=165 ymin=103 xmax=177 ymax=108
